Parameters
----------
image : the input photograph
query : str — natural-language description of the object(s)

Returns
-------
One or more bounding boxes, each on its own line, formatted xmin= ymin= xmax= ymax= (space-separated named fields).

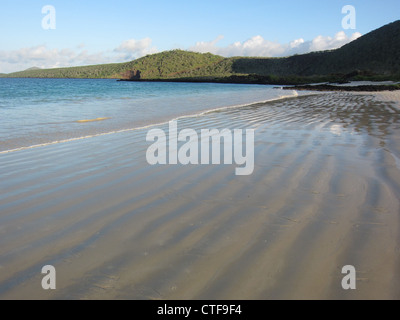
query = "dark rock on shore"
xmin=281 ymin=84 xmax=400 ymax=92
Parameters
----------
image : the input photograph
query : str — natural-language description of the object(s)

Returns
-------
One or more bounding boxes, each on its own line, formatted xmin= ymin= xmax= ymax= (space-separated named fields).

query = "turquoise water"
xmin=0 ymin=78 xmax=297 ymax=152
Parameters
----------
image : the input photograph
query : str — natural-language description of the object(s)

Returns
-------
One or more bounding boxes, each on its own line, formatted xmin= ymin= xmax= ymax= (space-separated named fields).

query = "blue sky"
xmin=0 ymin=0 xmax=399 ymax=73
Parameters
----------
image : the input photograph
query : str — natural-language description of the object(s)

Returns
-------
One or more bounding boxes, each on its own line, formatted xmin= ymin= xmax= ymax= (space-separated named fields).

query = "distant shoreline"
xmin=280 ymin=83 xmax=400 ymax=92
xmin=119 ymin=78 xmax=400 ymax=91
xmin=2 ymin=76 xmax=400 ymax=92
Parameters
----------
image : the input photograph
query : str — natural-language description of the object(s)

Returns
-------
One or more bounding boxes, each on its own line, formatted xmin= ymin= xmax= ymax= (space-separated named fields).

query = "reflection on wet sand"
xmin=0 ymin=92 xmax=400 ymax=299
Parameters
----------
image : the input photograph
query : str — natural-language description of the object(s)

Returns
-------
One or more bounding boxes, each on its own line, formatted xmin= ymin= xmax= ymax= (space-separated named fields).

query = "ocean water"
xmin=0 ymin=78 xmax=298 ymax=152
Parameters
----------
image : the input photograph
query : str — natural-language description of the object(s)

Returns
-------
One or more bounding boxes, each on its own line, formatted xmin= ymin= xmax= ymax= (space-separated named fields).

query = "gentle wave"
xmin=0 ymin=91 xmax=302 ymax=155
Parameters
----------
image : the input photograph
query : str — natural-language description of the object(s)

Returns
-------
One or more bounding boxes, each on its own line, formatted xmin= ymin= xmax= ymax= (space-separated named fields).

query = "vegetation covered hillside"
xmin=4 ymin=61 xmax=133 ymax=79
xmin=326 ymin=20 xmax=400 ymax=75
xmin=3 ymin=50 xmax=233 ymax=80
xmin=231 ymin=20 xmax=400 ymax=81
xmin=124 ymin=50 xmax=232 ymax=79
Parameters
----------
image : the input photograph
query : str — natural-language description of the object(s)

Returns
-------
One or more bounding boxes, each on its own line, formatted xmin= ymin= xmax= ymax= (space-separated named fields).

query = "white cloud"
xmin=309 ymin=31 xmax=362 ymax=52
xmin=289 ymin=38 xmax=305 ymax=49
xmin=114 ymin=37 xmax=158 ymax=61
xmin=0 ymin=46 xmax=113 ymax=73
xmin=190 ymin=35 xmax=287 ymax=57
xmin=0 ymin=38 xmax=158 ymax=73
xmin=190 ymin=35 xmax=225 ymax=54
xmin=189 ymin=31 xmax=362 ymax=57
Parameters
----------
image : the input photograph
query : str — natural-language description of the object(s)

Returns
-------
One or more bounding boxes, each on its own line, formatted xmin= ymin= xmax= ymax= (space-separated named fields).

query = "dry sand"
xmin=1 ymin=91 xmax=400 ymax=300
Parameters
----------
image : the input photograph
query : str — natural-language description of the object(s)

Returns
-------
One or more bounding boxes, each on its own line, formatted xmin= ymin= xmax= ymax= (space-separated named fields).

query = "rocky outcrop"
xmin=120 ymin=69 xmax=141 ymax=80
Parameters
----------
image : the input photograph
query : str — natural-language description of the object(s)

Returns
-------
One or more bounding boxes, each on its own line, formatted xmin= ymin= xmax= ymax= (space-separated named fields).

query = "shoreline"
xmin=2 ymin=76 xmax=400 ymax=92
xmin=1 ymin=91 xmax=400 ymax=299
xmin=0 ymin=89 xmax=306 ymax=154
xmin=119 ymin=78 xmax=400 ymax=91
xmin=281 ymin=83 xmax=400 ymax=92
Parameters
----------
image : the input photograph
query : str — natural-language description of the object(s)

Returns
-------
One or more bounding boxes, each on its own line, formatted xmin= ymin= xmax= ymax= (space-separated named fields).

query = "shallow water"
xmin=0 ymin=78 xmax=299 ymax=152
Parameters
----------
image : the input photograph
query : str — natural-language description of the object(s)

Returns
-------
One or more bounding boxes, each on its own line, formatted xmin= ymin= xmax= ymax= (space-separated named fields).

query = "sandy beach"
xmin=1 ymin=91 xmax=400 ymax=300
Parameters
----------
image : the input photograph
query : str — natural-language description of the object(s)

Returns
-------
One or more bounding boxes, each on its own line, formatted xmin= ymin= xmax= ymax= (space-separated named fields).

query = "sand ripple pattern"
xmin=1 ymin=92 xmax=400 ymax=299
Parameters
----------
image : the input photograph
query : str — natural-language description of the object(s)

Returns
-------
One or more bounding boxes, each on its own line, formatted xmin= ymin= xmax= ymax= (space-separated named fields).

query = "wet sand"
xmin=1 ymin=92 xmax=400 ymax=300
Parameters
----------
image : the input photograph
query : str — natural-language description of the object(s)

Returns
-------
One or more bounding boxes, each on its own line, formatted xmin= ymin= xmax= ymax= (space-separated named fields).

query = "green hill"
xmin=4 ymin=61 xmax=137 ymax=79
xmin=231 ymin=20 xmax=400 ymax=82
xmin=120 ymin=50 xmax=234 ymax=79
xmin=2 ymin=20 xmax=400 ymax=83
xmin=2 ymin=50 xmax=233 ymax=80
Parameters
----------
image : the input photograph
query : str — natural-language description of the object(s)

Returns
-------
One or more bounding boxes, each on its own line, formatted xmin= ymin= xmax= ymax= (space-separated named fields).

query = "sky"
xmin=0 ymin=0 xmax=399 ymax=73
